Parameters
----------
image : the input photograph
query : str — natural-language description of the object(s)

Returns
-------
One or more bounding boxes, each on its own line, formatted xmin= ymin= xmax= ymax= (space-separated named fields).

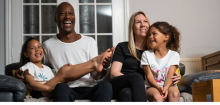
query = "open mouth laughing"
xmin=63 ymin=21 xmax=72 ymax=27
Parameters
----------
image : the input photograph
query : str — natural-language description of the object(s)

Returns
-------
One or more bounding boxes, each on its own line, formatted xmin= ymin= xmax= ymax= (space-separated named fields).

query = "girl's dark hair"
xmin=19 ymin=37 xmax=39 ymax=68
xmin=150 ymin=21 xmax=181 ymax=53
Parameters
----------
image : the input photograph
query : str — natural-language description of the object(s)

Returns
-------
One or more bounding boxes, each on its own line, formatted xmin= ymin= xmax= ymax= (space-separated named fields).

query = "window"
xmin=23 ymin=0 xmax=57 ymax=43
xmin=78 ymin=0 xmax=112 ymax=54
xmin=22 ymin=0 xmax=113 ymax=54
xmin=6 ymin=0 xmax=125 ymax=64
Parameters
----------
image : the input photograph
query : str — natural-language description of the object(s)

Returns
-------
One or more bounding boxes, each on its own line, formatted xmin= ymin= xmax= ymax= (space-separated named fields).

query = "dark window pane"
xmin=97 ymin=5 xmax=112 ymax=33
xmin=79 ymin=5 xmax=95 ymax=33
xmin=23 ymin=0 xmax=39 ymax=3
xmin=41 ymin=5 xmax=57 ymax=33
xmin=41 ymin=0 xmax=57 ymax=3
xmin=85 ymin=35 xmax=95 ymax=39
xmin=97 ymin=35 xmax=112 ymax=54
xmin=79 ymin=0 xmax=94 ymax=3
xmin=96 ymin=0 xmax=111 ymax=3
xmin=23 ymin=5 xmax=39 ymax=34
xmin=42 ymin=36 xmax=54 ymax=43
xmin=24 ymin=36 xmax=39 ymax=43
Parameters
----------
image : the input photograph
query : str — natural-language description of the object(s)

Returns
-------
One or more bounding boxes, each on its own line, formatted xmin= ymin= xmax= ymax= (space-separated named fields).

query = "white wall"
xmin=0 ymin=0 xmax=5 ymax=75
xmin=129 ymin=0 xmax=220 ymax=58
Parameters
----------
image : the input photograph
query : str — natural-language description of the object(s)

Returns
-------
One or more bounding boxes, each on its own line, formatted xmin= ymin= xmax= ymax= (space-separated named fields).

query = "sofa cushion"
xmin=0 ymin=92 xmax=13 ymax=102
xmin=24 ymin=96 xmax=117 ymax=102
xmin=24 ymin=92 xmax=192 ymax=102
xmin=5 ymin=62 xmax=19 ymax=76
xmin=178 ymin=70 xmax=220 ymax=94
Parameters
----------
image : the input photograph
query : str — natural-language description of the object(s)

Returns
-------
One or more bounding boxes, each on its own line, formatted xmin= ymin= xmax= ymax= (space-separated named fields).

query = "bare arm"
xmin=163 ymin=65 xmax=177 ymax=90
xmin=23 ymin=70 xmax=53 ymax=92
xmin=143 ymin=65 xmax=162 ymax=93
xmin=110 ymin=61 xmax=124 ymax=79
xmin=161 ymin=65 xmax=178 ymax=99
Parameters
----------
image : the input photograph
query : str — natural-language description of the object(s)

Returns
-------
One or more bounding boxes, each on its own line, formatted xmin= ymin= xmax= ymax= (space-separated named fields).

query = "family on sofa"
xmin=14 ymin=2 xmax=182 ymax=102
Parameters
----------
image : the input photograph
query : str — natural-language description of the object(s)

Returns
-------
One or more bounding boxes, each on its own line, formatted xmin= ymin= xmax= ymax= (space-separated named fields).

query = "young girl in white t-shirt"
xmin=19 ymin=38 xmax=111 ymax=98
xmin=141 ymin=21 xmax=181 ymax=102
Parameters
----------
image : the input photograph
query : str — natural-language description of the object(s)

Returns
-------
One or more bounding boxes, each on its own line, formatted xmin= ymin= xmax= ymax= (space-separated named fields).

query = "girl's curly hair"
xmin=150 ymin=22 xmax=181 ymax=53
xmin=19 ymin=37 xmax=39 ymax=68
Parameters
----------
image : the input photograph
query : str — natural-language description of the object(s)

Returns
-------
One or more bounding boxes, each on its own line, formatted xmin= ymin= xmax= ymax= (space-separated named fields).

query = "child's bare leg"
xmin=61 ymin=50 xmax=111 ymax=81
xmin=168 ymin=86 xmax=180 ymax=102
xmin=42 ymin=50 xmax=111 ymax=97
xmin=146 ymin=87 xmax=163 ymax=102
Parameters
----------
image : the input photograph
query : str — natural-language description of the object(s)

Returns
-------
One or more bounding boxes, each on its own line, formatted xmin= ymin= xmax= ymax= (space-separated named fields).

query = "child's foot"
xmin=93 ymin=50 xmax=112 ymax=72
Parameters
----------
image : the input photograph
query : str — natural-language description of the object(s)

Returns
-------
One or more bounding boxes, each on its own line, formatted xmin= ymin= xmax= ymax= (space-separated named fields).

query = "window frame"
xmin=5 ymin=0 xmax=128 ymax=65
xmin=22 ymin=2 xmax=58 ymax=44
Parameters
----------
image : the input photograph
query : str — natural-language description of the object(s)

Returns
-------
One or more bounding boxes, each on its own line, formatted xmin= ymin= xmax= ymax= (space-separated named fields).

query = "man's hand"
xmin=15 ymin=69 xmax=24 ymax=81
xmin=171 ymin=72 xmax=180 ymax=85
xmin=103 ymin=46 xmax=115 ymax=68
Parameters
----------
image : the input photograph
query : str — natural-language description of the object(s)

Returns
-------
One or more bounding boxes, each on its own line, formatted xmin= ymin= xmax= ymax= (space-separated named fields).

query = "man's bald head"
xmin=54 ymin=2 xmax=74 ymax=18
xmin=54 ymin=2 xmax=75 ymax=34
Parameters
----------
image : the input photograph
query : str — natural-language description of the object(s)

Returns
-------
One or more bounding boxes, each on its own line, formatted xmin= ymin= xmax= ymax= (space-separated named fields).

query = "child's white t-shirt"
xmin=20 ymin=62 xmax=55 ymax=84
xmin=140 ymin=50 xmax=180 ymax=87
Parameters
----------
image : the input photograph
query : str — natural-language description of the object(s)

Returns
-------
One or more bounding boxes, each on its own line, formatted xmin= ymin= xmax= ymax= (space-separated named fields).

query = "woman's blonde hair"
xmin=128 ymin=11 xmax=151 ymax=61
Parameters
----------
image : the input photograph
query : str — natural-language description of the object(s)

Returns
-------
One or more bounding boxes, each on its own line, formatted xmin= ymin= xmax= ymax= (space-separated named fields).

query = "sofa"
xmin=1 ymin=62 xmax=220 ymax=102
xmin=178 ymin=69 xmax=220 ymax=94
xmin=0 ymin=62 xmax=27 ymax=102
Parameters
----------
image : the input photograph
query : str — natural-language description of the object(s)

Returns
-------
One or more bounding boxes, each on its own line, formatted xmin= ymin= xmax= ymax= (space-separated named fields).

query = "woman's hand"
xmin=171 ymin=72 xmax=180 ymax=85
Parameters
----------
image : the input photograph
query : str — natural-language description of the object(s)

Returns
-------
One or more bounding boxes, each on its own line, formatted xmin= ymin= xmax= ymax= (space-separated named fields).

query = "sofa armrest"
xmin=178 ymin=70 xmax=220 ymax=94
xmin=0 ymin=75 xmax=27 ymax=102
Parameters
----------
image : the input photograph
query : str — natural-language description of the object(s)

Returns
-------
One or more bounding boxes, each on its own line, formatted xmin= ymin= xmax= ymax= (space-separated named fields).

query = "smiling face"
xmin=24 ymin=39 xmax=44 ymax=64
xmin=55 ymin=2 xmax=75 ymax=34
xmin=133 ymin=14 xmax=149 ymax=38
xmin=149 ymin=27 xmax=169 ymax=49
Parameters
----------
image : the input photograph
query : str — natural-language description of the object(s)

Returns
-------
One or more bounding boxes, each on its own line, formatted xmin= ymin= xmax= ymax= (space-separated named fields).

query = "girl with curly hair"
xmin=141 ymin=21 xmax=181 ymax=102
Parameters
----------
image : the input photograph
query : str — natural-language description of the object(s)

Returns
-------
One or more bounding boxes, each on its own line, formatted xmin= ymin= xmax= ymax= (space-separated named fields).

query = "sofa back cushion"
xmin=5 ymin=62 xmax=19 ymax=76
